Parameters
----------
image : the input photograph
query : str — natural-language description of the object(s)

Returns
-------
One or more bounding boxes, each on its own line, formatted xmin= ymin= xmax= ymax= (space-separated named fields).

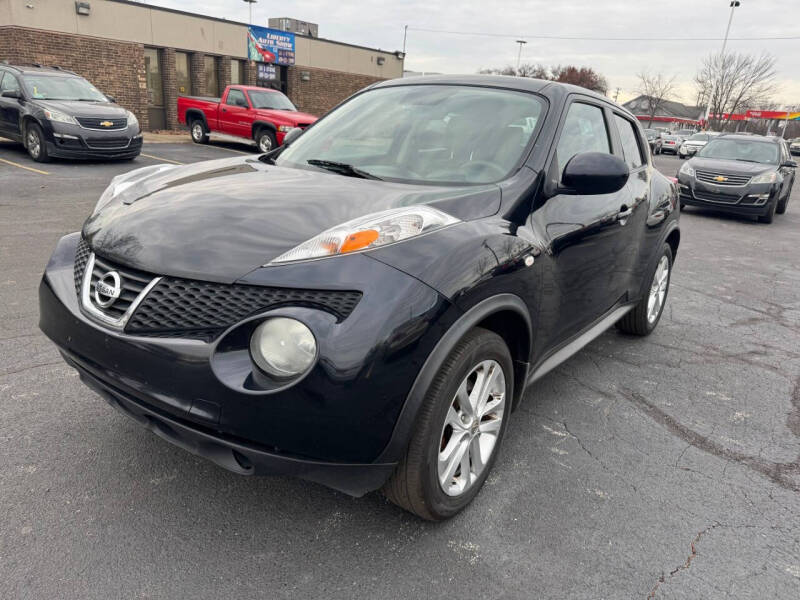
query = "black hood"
xmin=33 ymin=99 xmax=128 ymax=118
xmin=688 ymin=156 xmax=776 ymax=176
xmin=83 ymin=157 xmax=501 ymax=283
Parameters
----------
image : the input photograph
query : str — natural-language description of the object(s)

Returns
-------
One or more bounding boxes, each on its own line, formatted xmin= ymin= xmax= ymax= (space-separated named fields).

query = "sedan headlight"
xmin=93 ymin=164 xmax=177 ymax=214
xmin=269 ymin=206 xmax=460 ymax=264
xmin=250 ymin=317 xmax=317 ymax=379
xmin=125 ymin=110 xmax=139 ymax=130
xmin=679 ymin=162 xmax=695 ymax=177
xmin=751 ymin=171 xmax=778 ymax=184
xmin=43 ymin=109 xmax=77 ymax=125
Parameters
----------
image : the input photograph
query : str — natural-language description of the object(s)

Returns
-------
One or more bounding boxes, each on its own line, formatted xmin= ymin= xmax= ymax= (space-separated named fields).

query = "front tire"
xmin=776 ymin=183 xmax=791 ymax=214
xmin=617 ymin=243 xmax=673 ymax=336
xmin=383 ymin=328 xmax=513 ymax=520
xmin=255 ymin=129 xmax=277 ymax=153
xmin=25 ymin=123 xmax=50 ymax=163
xmin=758 ymin=200 xmax=776 ymax=224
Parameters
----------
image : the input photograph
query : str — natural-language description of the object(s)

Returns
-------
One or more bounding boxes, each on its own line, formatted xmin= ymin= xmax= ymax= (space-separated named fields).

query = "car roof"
xmin=371 ymin=74 xmax=634 ymax=117
xmin=717 ymin=133 xmax=781 ymax=144
xmin=0 ymin=63 xmax=77 ymax=76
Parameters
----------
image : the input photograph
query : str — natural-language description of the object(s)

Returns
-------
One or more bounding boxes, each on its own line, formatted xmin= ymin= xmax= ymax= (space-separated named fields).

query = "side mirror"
xmin=1 ymin=89 xmax=21 ymax=99
xmin=282 ymin=127 xmax=303 ymax=147
xmin=781 ymin=160 xmax=797 ymax=168
xmin=105 ymin=94 xmax=116 ymax=103
xmin=561 ymin=152 xmax=630 ymax=195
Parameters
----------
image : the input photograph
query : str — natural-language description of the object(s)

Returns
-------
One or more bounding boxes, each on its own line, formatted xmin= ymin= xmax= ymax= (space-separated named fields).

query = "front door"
xmin=533 ymin=99 xmax=642 ymax=350
xmin=0 ymin=72 xmax=23 ymax=140
xmin=219 ymin=88 xmax=252 ymax=139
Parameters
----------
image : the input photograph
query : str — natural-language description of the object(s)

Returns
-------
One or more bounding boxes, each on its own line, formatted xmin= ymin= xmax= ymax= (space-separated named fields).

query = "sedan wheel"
xmin=384 ymin=327 xmax=513 ymax=520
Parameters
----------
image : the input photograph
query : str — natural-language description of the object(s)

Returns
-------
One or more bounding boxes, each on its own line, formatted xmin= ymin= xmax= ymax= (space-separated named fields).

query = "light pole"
xmin=515 ymin=40 xmax=527 ymax=76
xmin=704 ymin=0 xmax=740 ymax=129
xmin=243 ymin=0 xmax=257 ymax=25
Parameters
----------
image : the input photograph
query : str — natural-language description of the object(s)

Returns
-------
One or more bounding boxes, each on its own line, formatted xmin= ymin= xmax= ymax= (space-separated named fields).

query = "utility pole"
xmin=403 ymin=25 xmax=408 ymax=55
xmin=704 ymin=0 xmax=740 ymax=129
xmin=515 ymin=40 xmax=527 ymax=76
xmin=613 ymin=87 xmax=621 ymax=103
xmin=243 ymin=0 xmax=257 ymax=25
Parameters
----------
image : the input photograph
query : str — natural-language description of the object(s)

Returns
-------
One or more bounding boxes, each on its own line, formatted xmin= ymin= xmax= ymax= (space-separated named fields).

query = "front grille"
xmin=693 ymin=189 xmax=741 ymax=204
xmin=84 ymin=137 xmax=131 ymax=150
xmin=696 ymin=170 xmax=751 ymax=186
xmin=77 ymin=117 xmax=127 ymax=130
xmin=296 ymin=123 xmax=312 ymax=129
xmin=126 ymin=278 xmax=362 ymax=336
xmin=74 ymin=238 xmax=92 ymax=295
xmin=88 ymin=255 xmax=155 ymax=320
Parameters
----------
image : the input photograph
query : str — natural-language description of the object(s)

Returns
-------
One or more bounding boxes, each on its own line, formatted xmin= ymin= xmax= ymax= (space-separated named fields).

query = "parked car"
xmin=178 ymin=85 xmax=317 ymax=152
xmin=661 ymin=134 xmax=682 ymax=155
xmin=39 ymin=76 xmax=680 ymax=520
xmin=0 ymin=63 xmax=142 ymax=162
xmin=678 ymin=132 xmax=718 ymax=158
xmin=677 ymin=133 xmax=796 ymax=223
xmin=644 ymin=129 xmax=663 ymax=154
xmin=676 ymin=128 xmax=696 ymax=137
xmin=789 ymin=137 xmax=800 ymax=156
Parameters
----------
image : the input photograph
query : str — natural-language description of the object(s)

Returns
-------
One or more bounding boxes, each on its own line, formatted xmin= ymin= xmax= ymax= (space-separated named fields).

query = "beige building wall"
xmin=0 ymin=0 xmax=402 ymax=78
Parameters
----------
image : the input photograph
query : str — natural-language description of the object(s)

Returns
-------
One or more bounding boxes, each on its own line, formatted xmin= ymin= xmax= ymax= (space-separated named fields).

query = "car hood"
xmin=33 ymin=99 xmax=127 ymax=118
xmin=254 ymin=109 xmax=317 ymax=124
xmin=683 ymin=140 xmax=708 ymax=147
xmin=688 ymin=156 xmax=775 ymax=175
xmin=82 ymin=156 xmax=501 ymax=283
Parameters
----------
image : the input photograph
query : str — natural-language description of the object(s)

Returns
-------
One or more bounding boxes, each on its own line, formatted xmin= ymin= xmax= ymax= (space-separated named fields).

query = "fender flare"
xmin=374 ymin=293 xmax=532 ymax=464
xmin=251 ymin=120 xmax=277 ymax=139
xmin=184 ymin=109 xmax=208 ymax=131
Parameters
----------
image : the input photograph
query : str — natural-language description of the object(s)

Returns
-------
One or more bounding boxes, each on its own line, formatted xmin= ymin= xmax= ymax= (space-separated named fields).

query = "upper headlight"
xmin=679 ymin=162 xmax=695 ymax=177
xmin=125 ymin=110 xmax=139 ymax=130
xmin=43 ymin=109 xmax=77 ymax=125
xmin=269 ymin=206 xmax=460 ymax=265
xmin=751 ymin=171 xmax=778 ymax=184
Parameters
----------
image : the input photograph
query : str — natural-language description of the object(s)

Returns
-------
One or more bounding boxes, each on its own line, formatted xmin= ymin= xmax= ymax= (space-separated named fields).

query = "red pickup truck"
xmin=177 ymin=85 xmax=317 ymax=152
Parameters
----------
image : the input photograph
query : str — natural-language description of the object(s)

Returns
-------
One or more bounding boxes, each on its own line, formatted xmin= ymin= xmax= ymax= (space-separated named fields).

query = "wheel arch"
xmin=185 ymin=109 xmax=208 ymax=130
xmin=665 ymin=227 xmax=680 ymax=260
xmin=251 ymin=120 xmax=276 ymax=139
xmin=21 ymin=115 xmax=41 ymax=142
xmin=375 ymin=293 xmax=532 ymax=464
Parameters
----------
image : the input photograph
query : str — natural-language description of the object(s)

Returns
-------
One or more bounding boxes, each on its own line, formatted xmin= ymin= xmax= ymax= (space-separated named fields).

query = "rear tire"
xmin=25 ymin=123 xmax=50 ymax=163
xmin=190 ymin=119 xmax=209 ymax=144
xmin=617 ymin=243 xmax=672 ymax=336
xmin=383 ymin=327 xmax=513 ymax=520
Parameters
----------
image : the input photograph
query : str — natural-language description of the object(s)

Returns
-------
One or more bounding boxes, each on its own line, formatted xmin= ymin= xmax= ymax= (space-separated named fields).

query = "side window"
xmin=614 ymin=114 xmax=645 ymax=169
xmin=556 ymin=102 xmax=611 ymax=178
xmin=0 ymin=72 xmax=21 ymax=94
xmin=226 ymin=88 xmax=247 ymax=108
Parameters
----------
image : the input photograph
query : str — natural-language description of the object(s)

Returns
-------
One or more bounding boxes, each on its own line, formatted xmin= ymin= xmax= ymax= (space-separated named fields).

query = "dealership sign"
xmin=248 ymin=26 xmax=295 ymax=65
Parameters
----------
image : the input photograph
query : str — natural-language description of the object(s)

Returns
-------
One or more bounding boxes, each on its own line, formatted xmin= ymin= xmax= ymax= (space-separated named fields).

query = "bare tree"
xmin=636 ymin=71 xmax=677 ymax=128
xmin=694 ymin=51 xmax=777 ymax=130
xmin=479 ymin=63 xmax=608 ymax=95
xmin=479 ymin=63 xmax=548 ymax=78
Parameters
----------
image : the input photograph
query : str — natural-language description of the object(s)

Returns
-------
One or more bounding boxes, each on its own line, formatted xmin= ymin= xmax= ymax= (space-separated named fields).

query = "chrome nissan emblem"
xmin=94 ymin=271 xmax=121 ymax=308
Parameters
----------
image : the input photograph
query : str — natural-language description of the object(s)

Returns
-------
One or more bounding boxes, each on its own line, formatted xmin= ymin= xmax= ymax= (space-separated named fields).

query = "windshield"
xmin=248 ymin=90 xmax=296 ymax=111
xmin=688 ymin=133 xmax=709 ymax=142
xmin=697 ymin=138 xmax=779 ymax=164
xmin=21 ymin=74 xmax=107 ymax=101
xmin=644 ymin=129 xmax=657 ymax=139
xmin=276 ymin=85 xmax=545 ymax=184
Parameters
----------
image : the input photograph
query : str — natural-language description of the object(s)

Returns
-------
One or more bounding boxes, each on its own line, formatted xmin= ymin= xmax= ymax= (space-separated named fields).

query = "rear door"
xmin=0 ymin=72 xmax=23 ymax=140
xmin=218 ymin=88 xmax=252 ymax=139
xmin=532 ymin=97 xmax=639 ymax=349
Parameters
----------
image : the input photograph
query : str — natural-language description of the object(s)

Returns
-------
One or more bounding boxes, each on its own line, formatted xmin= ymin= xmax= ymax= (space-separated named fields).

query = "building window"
xmin=231 ymin=59 xmax=244 ymax=85
xmin=176 ymin=51 xmax=192 ymax=95
xmin=204 ymin=55 xmax=219 ymax=97
xmin=144 ymin=47 xmax=163 ymax=107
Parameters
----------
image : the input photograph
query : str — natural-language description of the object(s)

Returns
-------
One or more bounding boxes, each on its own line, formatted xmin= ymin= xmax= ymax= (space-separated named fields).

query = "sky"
xmin=151 ymin=0 xmax=800 ymax=107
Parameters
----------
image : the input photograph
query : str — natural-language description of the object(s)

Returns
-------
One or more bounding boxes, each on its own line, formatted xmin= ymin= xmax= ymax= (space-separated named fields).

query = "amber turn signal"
xmin=340 ymin=229 xmax=379 ymax=253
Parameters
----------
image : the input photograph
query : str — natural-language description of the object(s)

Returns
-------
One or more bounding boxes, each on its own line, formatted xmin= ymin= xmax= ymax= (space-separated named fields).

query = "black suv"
xmin=677 ymin=133 xmax=796 ymax=223
xmin=0 ymin=63 xmax=142 ymax=162
xmin=39 ymin=76 xmax=680 ymax=520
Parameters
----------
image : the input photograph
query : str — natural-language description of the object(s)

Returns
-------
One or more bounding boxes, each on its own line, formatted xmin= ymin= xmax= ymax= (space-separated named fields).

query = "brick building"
xmin=0 ymin=0 xmax=404 ymax=130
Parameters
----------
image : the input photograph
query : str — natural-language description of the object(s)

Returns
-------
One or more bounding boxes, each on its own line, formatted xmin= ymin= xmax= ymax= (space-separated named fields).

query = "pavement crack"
xmin=0 ymin=360 xmax=62 ymax=378
xmin=647 ymin=522 xmax=721 ymax=599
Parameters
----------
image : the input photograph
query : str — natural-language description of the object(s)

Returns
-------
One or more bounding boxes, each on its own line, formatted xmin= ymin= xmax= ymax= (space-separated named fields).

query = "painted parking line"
xmin=0 ymin=157 xmax=50 ymax=175
xmin=139 ymin=153 xmax=184 ymax=165
xmin=204 ymin=144 xmax=253 ymax=156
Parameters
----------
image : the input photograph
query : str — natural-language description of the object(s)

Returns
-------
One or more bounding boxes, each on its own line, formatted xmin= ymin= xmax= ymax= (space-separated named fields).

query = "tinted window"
xmin=226 ymin=88 xmax=248 ymax=107
xmin=614 ymin=115 xmax=645 ymax=169
xmin=556 ymin=102 xmax=610 ymax=177
xmin=176 ymin=51 xmax=192 ymax=95
xmin=204 ymin=56 xmax=219 ymax=97
xmin=0 ymin=72 xmax=21 ymax=94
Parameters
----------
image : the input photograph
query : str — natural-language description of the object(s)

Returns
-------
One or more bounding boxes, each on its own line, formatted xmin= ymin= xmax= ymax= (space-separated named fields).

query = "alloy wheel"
xmin=647 ymin=255 xmax=670 ymax=324
xmin=192 ymin=122 xmax=204 ymax=141
xmin=27 ymin=130 xmax=41 ymax=159
xmin=438 ymin=359 xmax=506 ymax=497
xmin=259 ymin=134 xmax=273 ymax=153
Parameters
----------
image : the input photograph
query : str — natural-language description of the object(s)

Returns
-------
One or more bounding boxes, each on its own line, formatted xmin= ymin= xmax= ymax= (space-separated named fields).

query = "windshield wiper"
xmin=307 ymin=159 xmax=382 ymax=180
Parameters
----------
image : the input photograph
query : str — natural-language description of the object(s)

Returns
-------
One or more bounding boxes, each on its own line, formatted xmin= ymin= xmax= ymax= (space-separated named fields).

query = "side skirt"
xmin=527 ymin=303 xmax=635 ymax=385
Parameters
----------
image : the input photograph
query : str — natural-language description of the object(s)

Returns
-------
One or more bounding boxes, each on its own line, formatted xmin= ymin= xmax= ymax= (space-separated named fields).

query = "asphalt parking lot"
xmin=1 ymin=140 xmax=799 ymax=599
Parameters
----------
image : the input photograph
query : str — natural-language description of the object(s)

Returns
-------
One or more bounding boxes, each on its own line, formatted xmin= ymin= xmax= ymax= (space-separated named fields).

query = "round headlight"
xmin=249 ymin=318 xmax=317 ymax=379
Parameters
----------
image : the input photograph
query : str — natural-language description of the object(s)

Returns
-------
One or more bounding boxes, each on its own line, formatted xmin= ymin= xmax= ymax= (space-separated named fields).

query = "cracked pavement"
xmin=1 ymin=144 xmax=799 ymax=599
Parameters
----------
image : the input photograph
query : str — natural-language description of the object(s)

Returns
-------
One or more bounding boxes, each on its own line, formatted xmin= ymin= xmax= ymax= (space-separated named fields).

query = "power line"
xmin=406 ymin=26 xmax=800 ymax=42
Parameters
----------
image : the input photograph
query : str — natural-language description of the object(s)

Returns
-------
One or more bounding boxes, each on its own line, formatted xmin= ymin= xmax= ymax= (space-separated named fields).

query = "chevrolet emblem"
xmin=100 ymin=121 xmax=114 ymax=127
xmin=713 ymin=175 xmax=727 ymax=182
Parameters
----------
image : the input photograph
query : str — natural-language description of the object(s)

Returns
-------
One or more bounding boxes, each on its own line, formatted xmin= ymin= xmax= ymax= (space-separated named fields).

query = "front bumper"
xmin=39 ymin=233 xmax=453 ymax=494
xmin=43 ymin=120 xmax=142 ymax=159
xmin=678 ymin=145 xmax=701 ymax=157
xmin=677 ymin=174 xmax=777 ymax=216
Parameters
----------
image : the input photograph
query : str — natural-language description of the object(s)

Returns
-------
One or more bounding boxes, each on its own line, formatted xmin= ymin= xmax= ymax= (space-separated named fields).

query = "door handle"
xmin=222 ymin=108 xmax=227 ymax=112
xmin=617 ymin=205 xmax=633 ymax=219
